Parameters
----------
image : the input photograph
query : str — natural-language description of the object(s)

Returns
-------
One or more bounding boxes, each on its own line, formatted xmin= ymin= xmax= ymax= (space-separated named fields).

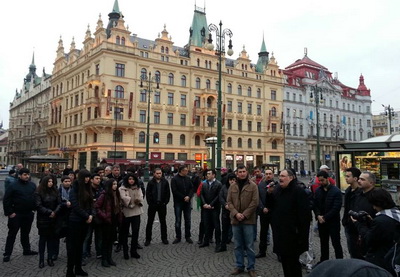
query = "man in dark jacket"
xmin=314 ymin=170 xmax=343 ymax=264
xmin=256 ymin=168 xmax=276 ymax=258
xmin=145 ymin=168 xmax=170 ymax=246
xmin=3 ymin=168 xmax=38 ymax=262
xmin=227 ymin=165 xmax=259 ymax=277
xmin=199 ymin=169 xmax=222 ymax=252
xmin=342 ymin=167 xmax=362 ymax=259
xmin=269 ymin=169 xmax=311 ymax=277
xmin=171 ymin=165 xmax=194 ymax=244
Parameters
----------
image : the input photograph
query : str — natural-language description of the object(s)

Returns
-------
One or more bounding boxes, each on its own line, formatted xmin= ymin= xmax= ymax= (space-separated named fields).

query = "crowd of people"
xmin=2 ymin=163 xmax=400 ymax=277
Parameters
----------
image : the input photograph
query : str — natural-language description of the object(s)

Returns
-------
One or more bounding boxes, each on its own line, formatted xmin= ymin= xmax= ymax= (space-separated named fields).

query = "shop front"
xmin=336 ymin=134 xmax=400 ymax=192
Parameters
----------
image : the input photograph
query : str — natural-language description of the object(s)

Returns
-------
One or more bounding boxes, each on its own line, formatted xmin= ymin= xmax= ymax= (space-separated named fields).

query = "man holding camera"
xmin=313 ymin=170 xmax=343 ymax=266
xmin=256 ymin=169 xmax=275 ymax=258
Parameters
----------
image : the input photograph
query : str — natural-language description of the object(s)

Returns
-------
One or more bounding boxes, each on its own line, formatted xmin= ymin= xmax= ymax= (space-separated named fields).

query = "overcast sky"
xmin=1 ymin=0 xmax=399 ymax=129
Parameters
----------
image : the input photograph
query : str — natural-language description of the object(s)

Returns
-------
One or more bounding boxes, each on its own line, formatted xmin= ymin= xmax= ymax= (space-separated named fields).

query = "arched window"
xmin=197 ymin=58 xmax=200 ymax=67
xmin=271 ymin=107 xmax=277 ymax=117
xmin=113 ymin=130 xmax=123 ymax=142
xmin=206 ymin=79 xmax=211 ymax=89
xmin=207 ymin=97 xmax=213 ymax=108
xmin=153 ymin=132 xmax=160 ymax=144
xmin=121 ymin=37 xmax=125 ymax=45
xmin=196 ymin=77 xmax=201 ymax=89
xmin=238 ymin=138 xmax=242 ymax=148
xmin=116 ymin=36 xmax=120 ymax=45
xmin=181 ymin=75 xmax=187 ymax=87
xmin=257 ymin=139 xmax=262 ymax=149
xmin=215 ymin=81 xmax=219 ymax=90
xmin=165 ymin=47 xmax=169 ymax=54
xmin=139 ymin=131 xmax=145 ymax=143
xmin=168 ymin=73 xmax=174 ymax=85
xmin=161 ymin=46 xmax=165 ymax=53
xmin=272 ymin=140 xmax=277 ymax=149
xmin=227 ymin=83 xmax=232 ymax=94
xmin=195 ymin=135 xmax=200 ymax=146
xmin=237 ymin=85 xmax=242 ymax=95
xmin=227 ymin=137 xmax=232 ymax=147
xmin=94 ymin=86 xmax=99 ymax=98
xmin=257 ymin=88 xmax=261 ymax=98
xmin=141 ymin=68 xmax=147 ymax=79
xmin=180 ymin=134 xmax=186 ymax=145
xmin=167 ymin=133 xmax=173 ymax=145
xmin=248 ymin=138 xmax=252 ymax=148
xmin=115 ymin=85 xmax=124 ymax=98
xmin=247 ymin=87 xmax=252 ymax=97
xmin=155 ymin=71 xmax=161 ymax=83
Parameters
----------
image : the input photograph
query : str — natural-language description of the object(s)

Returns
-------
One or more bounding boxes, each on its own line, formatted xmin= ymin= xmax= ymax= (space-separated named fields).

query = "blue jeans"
xmin=174 ymin=202 xmax=192 ymax=239
xmin=232 ymin=223 xmax=256 ymax=271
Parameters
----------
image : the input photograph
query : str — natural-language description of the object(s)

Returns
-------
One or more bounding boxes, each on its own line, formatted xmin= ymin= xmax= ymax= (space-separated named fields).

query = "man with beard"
xmin=145 ymin=168 xmax=170 ymax=246
xmin=313 ymin=170 xmax=343 ymax=266
xmin=269 ymin=169 xmax=310 ymax=277
xmin=227 ymin=165 xmax=259 ymax=277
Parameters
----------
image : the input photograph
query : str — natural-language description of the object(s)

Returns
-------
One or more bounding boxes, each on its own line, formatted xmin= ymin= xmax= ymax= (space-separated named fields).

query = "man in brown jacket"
xmin=227 ymin=165 xmax=259 ymax=277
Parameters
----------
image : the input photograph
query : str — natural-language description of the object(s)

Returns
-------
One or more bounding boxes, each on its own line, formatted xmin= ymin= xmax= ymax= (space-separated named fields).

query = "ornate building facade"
xmin=283 ymin=49 xmax=373 ymax=173
xmin=47 ymin=1 xmax=285 ymax=171
xmin=8 ymin=54 xmax=51 ymax=165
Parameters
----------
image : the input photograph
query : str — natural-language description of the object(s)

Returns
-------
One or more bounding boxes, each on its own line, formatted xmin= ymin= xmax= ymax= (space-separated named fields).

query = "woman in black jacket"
xmin=66 ymin=169 xmax=93 ymax=277
xmin=352 ymin=188 xmax=400 ymax=275
xmin=35 ymin=176 xmax=62 ymax=268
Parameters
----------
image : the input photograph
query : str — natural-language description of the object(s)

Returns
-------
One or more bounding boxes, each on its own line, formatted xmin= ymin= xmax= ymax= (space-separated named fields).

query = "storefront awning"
xmin=100 ymin=159 xmax=197 ymax=166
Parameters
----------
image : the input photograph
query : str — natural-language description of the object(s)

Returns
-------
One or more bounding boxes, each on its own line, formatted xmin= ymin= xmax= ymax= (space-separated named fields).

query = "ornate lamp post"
xmin=207 ymin=21 xmax=233 ymax=180
xmin=310 ymin=84 xmax=324 ymax=170
xmin=140 ymin=72 xmax=160 ymax=181
xmin=382 ymin=104 xmax=395 ymax=134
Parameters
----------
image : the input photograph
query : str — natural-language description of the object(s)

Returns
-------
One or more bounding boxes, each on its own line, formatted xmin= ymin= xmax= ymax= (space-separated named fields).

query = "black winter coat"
xmin=313 ymin=184 xmax=342 ymax=224
xmin=268 ymin=180 xmax=311 ymax=256
xmin=3 ymin=178 xmax=36 ymax=216
xmin=171 ymin=174 xmax=193 ymax=203
xmin=146 ymin=177 xmax=170 ymax=206
xmin=68 ymin=182 xmax=93 ymax=223
xmin=35 ymin=190 xmax=62 ymax=231
xmin=200 ymin=179 xmax=222 ymax=208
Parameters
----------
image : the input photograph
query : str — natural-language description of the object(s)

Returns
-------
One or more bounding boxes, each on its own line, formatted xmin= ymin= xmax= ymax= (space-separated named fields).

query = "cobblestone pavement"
xmin=0 ymin=177 xmax=349 ymax=277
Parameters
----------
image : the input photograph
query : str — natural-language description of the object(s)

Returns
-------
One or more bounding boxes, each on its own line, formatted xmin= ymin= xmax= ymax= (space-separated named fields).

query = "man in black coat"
xmin=3 ymin=168 xmax=38 ymax=262
xmin=256 ymin=168 xmax=276 ymax=258
xmin=313 ymin=170 xmax=343 ymax=264
xmin=199 ymin=169 xmax=222 ymax=252
xmin=145 ymin=168 xmax=170 ymax=245
xmin=342 ymin=167 xmax=362 ymax=259
xmin=171 ymin=165 xmax=194 ymax=244
xmin=268 ymin=169 xmax=310 ymax=277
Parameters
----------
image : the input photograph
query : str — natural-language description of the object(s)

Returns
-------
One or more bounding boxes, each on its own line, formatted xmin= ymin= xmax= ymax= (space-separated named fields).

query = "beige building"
xmin=8 ymin=54 xmax=51 ymax=166
xmin=373 ymin=111 xmax=400 ymax=136
xmin=46 ymin=2 xmax=285 ymax=171
xmin=0 ymin=130 xmax=8 ymax=167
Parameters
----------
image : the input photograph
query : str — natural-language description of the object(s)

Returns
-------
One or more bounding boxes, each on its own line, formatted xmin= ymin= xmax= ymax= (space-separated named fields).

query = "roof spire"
xmin=304 ymin=47 xmax=308 ymax=57
xmin=112 ymin=0 xmax=120 ymax=13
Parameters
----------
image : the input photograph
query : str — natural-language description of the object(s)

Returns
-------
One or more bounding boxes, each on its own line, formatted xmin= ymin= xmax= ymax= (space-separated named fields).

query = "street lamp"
xmin=140 ymin=72 xmax=160 ymax=181
xmin=382 ymin=104 xmax=395 ymax=134
xmin=207 ymin=21 xmax=233 ymax=180
xmin=310 ymin=83 xmax=324 ymax=170
xmin=113 ymin=99 xmax=123 ymax=165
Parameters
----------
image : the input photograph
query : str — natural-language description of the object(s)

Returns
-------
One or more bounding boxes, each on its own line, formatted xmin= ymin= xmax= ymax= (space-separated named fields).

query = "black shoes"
xmin=199 ymin=242 xmax=209 ymax=248
xmin=172 ymin=238 xmax=181 ymax=244
xmin=39 ymin=260 xmax=45 ymax=268
xmin=115 ymin=244 xmax=122 ymax=253
xmin=75 ymin=269 xmax=88 ymax=276
xmin=108 ymin=259 xmax=117 ymax=266
xmin=47 ymin=258 xmax=55 ymax=266
xmin=137 ymin=244 xmax=143 ymax=250
xmin=123 ymin=253 xmax=129 ymax=260
xmin=23 ymin=250 xmax=38 ymax=256
xmin=144 ymin=240 xmax=151 ymax=246
xmin=130 ymin=252 xmax=140 ymax=259
xmin=215 ymin=245 xmax=226 ymax=253
xmin=162 ymin=239 xmax=169 ymax=245
xmin=3 ymin=255 xmax=10 ymax=262
xmin=186 ymin=238 xmax=194 ymax=244
xmin=255 ymin=253 xmax=266 ymax=258
xmin=101 ymin=260 xmax=110 ymax=267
